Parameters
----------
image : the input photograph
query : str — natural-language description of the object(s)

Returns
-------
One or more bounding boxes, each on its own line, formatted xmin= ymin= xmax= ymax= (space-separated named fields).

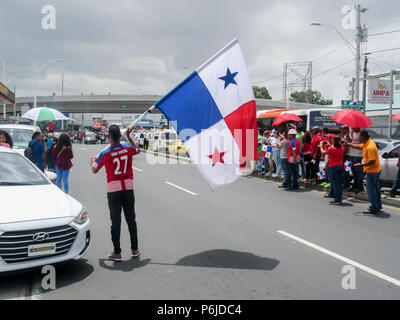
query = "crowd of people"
xmin=256 ymin=124 xmax=400 ymax=214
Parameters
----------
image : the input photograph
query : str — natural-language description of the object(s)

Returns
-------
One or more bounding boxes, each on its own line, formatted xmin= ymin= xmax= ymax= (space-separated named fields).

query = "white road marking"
xmin=277 ymin=230 xmax=400 ymax=287
xmin=165 ymin=182 xmax=197 ymax=196
xmin=133 ymin=167 xmax=143 ymax=172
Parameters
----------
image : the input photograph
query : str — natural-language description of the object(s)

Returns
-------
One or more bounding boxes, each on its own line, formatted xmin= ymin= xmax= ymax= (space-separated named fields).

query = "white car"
xmin=0 ymin=124 xmax=41 ymax=156
xmin=0 ymin=146 xmax=90 ymax=272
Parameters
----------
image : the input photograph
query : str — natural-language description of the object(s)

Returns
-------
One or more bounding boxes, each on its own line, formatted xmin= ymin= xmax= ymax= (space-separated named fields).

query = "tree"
xmin=290 ymin=90 xmax=332 ymax=105
xmin=253 ymin=86 xmax=272 ymax=99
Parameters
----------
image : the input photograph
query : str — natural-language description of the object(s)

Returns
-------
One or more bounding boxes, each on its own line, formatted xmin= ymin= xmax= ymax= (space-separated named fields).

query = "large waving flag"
xmin=155 ymin=39 xmax=259 ymax=190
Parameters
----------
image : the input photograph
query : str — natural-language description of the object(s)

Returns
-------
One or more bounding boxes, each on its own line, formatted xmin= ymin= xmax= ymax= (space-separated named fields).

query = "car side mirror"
xmin=45 ymin=170 xmax=57 ymax=184
xmin=382 ymin=152 xmax=389 ymax=159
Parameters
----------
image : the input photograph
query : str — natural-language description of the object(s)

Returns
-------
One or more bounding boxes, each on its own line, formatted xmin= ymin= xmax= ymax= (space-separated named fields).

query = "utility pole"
xmin=362 ymin=54 xmax=369 ymax=114
xmin=389 ymin=70 xmax=395 ymax=139
xmin=355 ymin=4 xmax=361 ymax=101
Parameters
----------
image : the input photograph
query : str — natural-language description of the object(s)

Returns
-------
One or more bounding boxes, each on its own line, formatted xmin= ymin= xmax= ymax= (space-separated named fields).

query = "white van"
xmin=151 ymin=130 xmax=178 ymax=152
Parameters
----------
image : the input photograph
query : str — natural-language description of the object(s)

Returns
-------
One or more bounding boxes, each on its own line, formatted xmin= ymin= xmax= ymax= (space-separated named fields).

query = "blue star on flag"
xmin=218 ymin=68 xmax=239 ymax=89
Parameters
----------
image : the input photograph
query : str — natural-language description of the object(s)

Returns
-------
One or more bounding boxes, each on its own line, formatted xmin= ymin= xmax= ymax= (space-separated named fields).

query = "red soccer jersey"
xmin=94 ymin=144 xmax=139 ymax=193
xmin=288 ymin=138 xmax=301 ymax=163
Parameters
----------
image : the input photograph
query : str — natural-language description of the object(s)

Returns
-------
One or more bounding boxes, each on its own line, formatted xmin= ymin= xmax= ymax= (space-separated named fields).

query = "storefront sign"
xmin=368 ymin=79 xmax=392 ymax=104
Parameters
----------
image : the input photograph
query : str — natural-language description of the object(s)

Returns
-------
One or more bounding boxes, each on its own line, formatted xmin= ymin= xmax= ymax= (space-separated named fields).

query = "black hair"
xmin=360 ymin=130 xmax=370 ymax=140
xmin=32 ymin=131 xmax=41 ymax=140
xmin=333 ymin=136 xmax=342 ymax=148
xmin=108 ymin=125 xmax=121 ymax=142
xmin=322 ymin=127 xmax=329 ymax=134
xmin=0 ymin=130 xmax=13 ymax=148
xmin=304 ymin=131 xmax=312 ymax=144
xmin=56 ymin=133 xmax=71 ymax=150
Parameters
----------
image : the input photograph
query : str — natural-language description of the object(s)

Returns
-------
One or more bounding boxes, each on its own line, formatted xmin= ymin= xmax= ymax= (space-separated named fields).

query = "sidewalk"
xmin=248 ymin=172 xmax=400 ymax=209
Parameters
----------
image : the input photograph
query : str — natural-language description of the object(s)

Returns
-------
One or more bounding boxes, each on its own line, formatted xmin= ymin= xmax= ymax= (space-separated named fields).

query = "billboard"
xmin=368 ymin=79 xmax=392 ymax=104
xmin=309 ymin=110 xmax=340 ymax=128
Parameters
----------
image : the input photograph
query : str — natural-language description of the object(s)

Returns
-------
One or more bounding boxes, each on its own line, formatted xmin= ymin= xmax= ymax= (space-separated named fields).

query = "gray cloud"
xmin=1 ymin=0 xmax=399 ymax=105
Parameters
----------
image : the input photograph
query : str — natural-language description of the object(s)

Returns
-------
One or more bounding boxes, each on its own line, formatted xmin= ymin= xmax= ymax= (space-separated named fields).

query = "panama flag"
xmin=155 ymin=39 xmax=258 ymax=190
xmin=344 ymin=161 xmax=353 ymax=172
xmin=261 ymin=145 xmax=272 ymax=158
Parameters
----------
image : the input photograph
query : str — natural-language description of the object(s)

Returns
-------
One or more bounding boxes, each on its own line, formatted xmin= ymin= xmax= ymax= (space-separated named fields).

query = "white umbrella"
xmin=21 ymin=107 xmax=71 ymax=122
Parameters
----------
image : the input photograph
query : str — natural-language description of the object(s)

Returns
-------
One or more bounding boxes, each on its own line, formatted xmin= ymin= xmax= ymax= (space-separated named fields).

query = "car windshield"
xmin=161 ymin=133 xmax=177 ymax=140
xmin=2 ymin=128 xmax=33 ymax=149
xmin=0 ymin=152 xmax=49 ymax=186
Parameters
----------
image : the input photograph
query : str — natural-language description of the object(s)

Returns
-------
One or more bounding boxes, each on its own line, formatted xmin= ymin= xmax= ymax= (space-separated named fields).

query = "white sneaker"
xmin=272 ymin=174 xmax=278 ymax=178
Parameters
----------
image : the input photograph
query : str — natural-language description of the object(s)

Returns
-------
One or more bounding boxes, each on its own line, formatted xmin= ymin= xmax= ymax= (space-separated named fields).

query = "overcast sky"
xmin=1 ymin=0 xmax=399 ymax=105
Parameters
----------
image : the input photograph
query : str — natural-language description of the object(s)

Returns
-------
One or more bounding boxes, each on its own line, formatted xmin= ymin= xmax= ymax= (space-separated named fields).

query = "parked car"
xmin=376 ymin=139 xmax=400 ymax=186
xmin=151 ymin=130 xmax=178 ymax=153
xmin=84 ymin=132 xmax=98 ymax=144
xmin=0 ymin=146 xmax=90 ymax=272
xmin=168 ymin=139 xmax=188 ymax=156
xmin=0 ymin=124 xmax=41 ymax=156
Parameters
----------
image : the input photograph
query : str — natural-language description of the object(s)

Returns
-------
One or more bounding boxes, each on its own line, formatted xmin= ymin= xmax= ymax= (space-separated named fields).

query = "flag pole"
xmin=127 ymin=105 xmax=156 ymax=131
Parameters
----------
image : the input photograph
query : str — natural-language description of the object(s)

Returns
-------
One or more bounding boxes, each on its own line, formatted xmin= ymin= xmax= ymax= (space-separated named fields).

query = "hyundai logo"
xmin=32 ymin=232 xmax=50 ymax=242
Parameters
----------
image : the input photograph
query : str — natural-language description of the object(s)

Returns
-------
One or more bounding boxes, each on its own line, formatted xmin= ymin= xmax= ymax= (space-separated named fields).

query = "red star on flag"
xmin=208 ymin=147 xmax=226 ymax=167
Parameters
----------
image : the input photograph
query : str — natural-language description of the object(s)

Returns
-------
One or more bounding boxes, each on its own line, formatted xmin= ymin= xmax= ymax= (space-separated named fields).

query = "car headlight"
xmin=74 ymin=209 xmax=89 ymax=225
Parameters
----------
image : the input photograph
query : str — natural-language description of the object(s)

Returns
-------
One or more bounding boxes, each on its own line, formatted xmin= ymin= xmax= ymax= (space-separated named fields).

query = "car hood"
xmin=0 ymin=184 xmax=83 ymax=224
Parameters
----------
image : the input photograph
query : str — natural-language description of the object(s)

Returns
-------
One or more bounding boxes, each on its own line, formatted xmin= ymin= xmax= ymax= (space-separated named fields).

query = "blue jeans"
xmin=350 ymin=156 xmax=364 ymax=189
xmin=299 ymin=153 xmax=306 ymax=178
xmin=281 ymin=159 xmax=290 ymax=186
xmin=330 ymin=165 xmax=344 ymax=203
xmin=256 ymin=153 xmax=263 ymax=172
xmin=366 ymin=171 xmax=382 ymax=211
xmin=56 ymin=167 xmax=70 ymax=194
xmin=264 ymin=156 xmax=270 ymax=174
xmin=392 ymin=168 xmax=400 ymax=194
xmin=273 ymin=148 xmax=282 ymax=175
xmin=288 ymin=163 xmax=299 ymax=188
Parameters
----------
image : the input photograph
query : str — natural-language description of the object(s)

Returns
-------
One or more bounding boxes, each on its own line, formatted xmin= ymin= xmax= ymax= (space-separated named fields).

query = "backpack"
xmin=25 ymin=141 xmax=37 ymax=163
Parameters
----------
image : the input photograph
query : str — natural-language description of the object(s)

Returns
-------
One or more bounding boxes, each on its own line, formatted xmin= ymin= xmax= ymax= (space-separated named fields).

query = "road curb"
xmin=249 ymin=172 xmax=400 ymax=208
xmin=139 ymin=149 xmax=193 ymax=163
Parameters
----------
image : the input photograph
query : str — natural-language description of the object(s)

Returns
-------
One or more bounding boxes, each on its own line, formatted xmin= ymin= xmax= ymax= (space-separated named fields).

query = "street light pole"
xmin=355 ymin=5 xmax=362 ymax=101
xmin=34 ymin=59 xmax=63 ymax=109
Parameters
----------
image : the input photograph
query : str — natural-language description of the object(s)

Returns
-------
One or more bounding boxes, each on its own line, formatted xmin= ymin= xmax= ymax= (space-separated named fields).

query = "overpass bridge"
xmin=4 ymin=94 xmax=332 ymax=117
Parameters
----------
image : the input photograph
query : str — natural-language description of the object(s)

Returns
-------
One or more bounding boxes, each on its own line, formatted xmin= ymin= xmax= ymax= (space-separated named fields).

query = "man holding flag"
xmin=128 ymin=39 xmax=259 ymax=190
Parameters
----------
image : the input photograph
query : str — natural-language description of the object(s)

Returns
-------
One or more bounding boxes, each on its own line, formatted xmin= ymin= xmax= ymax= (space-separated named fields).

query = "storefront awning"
xmin=0 ymin=82 xmax=15 ymax=104
xmin=258 ymin=108 xmax=293 ymax=119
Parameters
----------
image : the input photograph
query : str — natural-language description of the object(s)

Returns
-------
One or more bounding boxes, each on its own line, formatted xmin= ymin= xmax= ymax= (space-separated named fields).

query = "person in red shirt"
xmin=321 ymin=136 xmax=344 ymax=205
xmin=310 ymin=127 xmax=323 ymax=183
xmin=302 ymin=131 xmax=313 ymax=182
xmin=287 ymin=129 xmax=301 ymax=190
xmin=91 ymin=125 xmax=141 ymax=262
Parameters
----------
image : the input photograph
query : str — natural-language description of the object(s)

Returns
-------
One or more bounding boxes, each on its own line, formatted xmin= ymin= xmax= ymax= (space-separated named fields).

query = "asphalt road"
xmin=1 ymin=144 xmax=400 ymax=300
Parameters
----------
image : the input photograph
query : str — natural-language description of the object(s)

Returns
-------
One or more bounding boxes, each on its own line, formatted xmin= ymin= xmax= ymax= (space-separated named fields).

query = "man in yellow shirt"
xmin=346 ymin=130 xmax=382 ymax=214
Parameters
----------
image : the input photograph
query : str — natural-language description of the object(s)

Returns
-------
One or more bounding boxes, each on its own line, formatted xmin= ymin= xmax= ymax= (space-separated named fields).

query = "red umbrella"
xmin=272 ymin=113 xmax=303 ymax=126
xmin=332 ymin=109 xmax=372 ymax=129
xmin=391 ymin=113 xmax=400 ymax=120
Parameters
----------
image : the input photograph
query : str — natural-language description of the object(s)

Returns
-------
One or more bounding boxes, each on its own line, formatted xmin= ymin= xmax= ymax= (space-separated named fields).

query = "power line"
xmin=368 ymin=46 xmax=400 ymax=54
xmin=369 ymin=57 xmax=400 ymax=69
xmin=366 ymin=0 xmax=391 ymax=10
xmin=252 ymin=74 xmax=282 ymax=85
xmin=369 ymin=19 xmax=400 ymax=30
xmin=314 ymin=58 xmax=355 ymax=79
xmin=369 ymin=29 xmax=400 ymax=37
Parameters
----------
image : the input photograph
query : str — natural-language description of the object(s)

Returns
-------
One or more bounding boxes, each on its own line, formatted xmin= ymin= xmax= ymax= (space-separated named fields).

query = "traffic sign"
xmin=120 ymin=105 xmax=128 ymax=110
